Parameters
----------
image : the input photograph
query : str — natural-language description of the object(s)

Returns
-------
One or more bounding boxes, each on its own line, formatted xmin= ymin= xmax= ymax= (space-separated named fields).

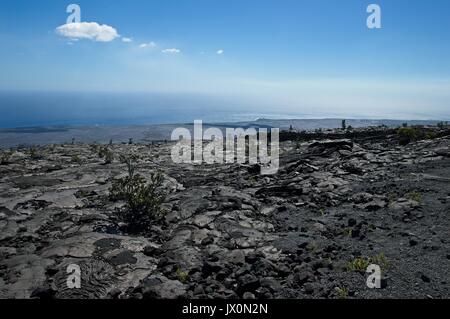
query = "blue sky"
xmin=0 ymin=0 xmax=450 ymax=120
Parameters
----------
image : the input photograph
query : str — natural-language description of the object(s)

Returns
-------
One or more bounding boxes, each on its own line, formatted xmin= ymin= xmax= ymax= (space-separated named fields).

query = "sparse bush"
xmin=370 ymin=253 xmax=390 ymax=270
xmin=295 ymin=139 xmax=301 ymax=150
xmin=336 ymin=287 xmax=349 ymax=299
xmin=345 ymin=253 xmax=389 ymax=272
xmin=397 ymin=127 xmax=422 ymax=145
xmin=425 ymin=131 xmax=438 ymax=140
xmin=71 ymin=154 xmax=83 ymax=165
xmin=91 ymin=144 xmax=100 ymax=153
xmin=0 ymin=151 xmax=13 ymax=165
xmin=109 ymin=156 xmax=166 ymax=233
xmin=407 ymin=191 xmax=422 ymax=202
xmin=98 ymin=146 xmax=114 ymax=164
xmin=345 ymin=258 xmax=370 ymax=272
xmin=104 ymin=149 xmax=114 ymax=164
xmin=176 ymin=268 xmax=189 ymax=284
xmin=29 ymin=147 xmax=43 ymax=160
xmin=343 ymin=228 xmax=353 ymax=237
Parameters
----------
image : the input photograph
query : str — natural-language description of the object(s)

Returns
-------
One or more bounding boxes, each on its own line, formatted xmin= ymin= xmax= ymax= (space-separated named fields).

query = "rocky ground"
xmin=0 ymin=127 xmax=449 ymax=299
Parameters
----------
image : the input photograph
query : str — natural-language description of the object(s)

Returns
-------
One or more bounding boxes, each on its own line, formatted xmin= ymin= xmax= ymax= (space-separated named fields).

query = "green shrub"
xmin=71 ymin=154 xmax=83 ymax=164
xmin=336 ymin=287 xmax=349 ymax=299
xmin=98 ymin=146 xmax=114 ymax=164
xmin=407 ymin=191 xmax=422 ymax=202
xmin=29 ymin=147 xmax=43 ymax=160
xmin=109 ymin=157 xmax=166 ymax=233
xmin=176 ymin=268 xmax=189 ymax=284
xmin=345 ymin=253 xmax=389 ymax=272
xmin=345 ymin=258 xmax=371 ymax=272
xmin=397 ymin=127 xmax=422 ymax=145
xmin=0 ymin=151 xmax=13 ymax=165
xmin=425 ymin=131 xmax=438 ymax=140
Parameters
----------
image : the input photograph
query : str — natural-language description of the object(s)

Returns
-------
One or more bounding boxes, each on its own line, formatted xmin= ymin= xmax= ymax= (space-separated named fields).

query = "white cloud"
xmin=162 ymin=48 xmax=181 ymax=54
xmin=217 ymin=49 xmax=224 ymax=55
xmin=122 ymin=37 xmax=133 ymax=43
xmin=139 ymin=42 xmax=157 ymax=49
xmin=56 ymin=22 xmax=119 ymax=42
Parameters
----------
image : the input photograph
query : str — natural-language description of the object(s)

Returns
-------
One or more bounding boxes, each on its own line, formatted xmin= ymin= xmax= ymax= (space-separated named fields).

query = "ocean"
xmin=0 ymin=91 xmax=320 ymax=129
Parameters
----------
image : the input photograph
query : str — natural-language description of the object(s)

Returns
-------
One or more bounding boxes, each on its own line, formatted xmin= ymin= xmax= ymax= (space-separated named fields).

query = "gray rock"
xmin=142 ymin=275 xmax=187 ymax=299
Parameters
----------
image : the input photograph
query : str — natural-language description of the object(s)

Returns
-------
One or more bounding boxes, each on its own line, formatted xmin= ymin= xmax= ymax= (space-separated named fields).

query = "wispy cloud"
xmin=122 ymin=37 xmax=133 ymax=43
xmin=56 ymin=22 xmax=119 ymax=42
xmin=162 ymin=48 xmax=181 ymax=54
xmin=139 ymin=42 xmax=157 ymax=49
xmin=216 ymin=49 xmax=224 ymax=55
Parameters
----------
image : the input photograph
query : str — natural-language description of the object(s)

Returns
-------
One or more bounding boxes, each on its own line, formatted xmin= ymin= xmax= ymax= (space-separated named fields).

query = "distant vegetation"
xmin=0 ymin=151 xmax=13 ymax=165
xmin=98 ymin=146 xmax=114 ymax=164
xmin=28 ymin=147 xmax=43 ymax=160
xmin=396 ymin=126 xmax=444 ymax=146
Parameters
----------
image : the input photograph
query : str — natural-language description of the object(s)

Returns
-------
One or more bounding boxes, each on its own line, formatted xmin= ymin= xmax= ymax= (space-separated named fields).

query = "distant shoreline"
xmin=1 ymin=117 xmax=447 ymax=131
xmin=0 ymin=118 xmax=447 ymax=149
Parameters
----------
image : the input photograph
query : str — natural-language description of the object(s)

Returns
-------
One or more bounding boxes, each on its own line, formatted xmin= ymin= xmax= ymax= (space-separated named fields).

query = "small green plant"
xmin=71 ymin=154 xmax=83 ymax=164
xmin=336 ymin=287 xmax=349 ymax=299
xmin=109 ymin=156 xmax=166 ymax=233
xmin=91 ymin=144 xmax=100 ymax=153
xmin=371 ymin=253 xmax=390 ymax=270
xmin=425 ymin=131 xmax=438 ymax=140
xmin=29 ymin=147 xmax=43 ymax=160
xmin=345 ymin=258 xmax=371 ymax=272
xmin=0 ymin=151 xmax=13 ymax=165
xmin=345 ymin=253 xmax=389 ymax=272
xmin=295 ymin=139 xmax=301 ymax=150
xmin=407 ymin=191 xmax=422 ymax=202
xmin=343 ymin=228 xmax=353 ymax=237
xmin=104 ymin=149 xmax=114 ymax=164
xmin=98 ymin=146 xmax=114 ymax=164
xmin=176 ymin=267 xmax=189 ymax=284
xmin=397 ymin=127 xmax=422 ymax=145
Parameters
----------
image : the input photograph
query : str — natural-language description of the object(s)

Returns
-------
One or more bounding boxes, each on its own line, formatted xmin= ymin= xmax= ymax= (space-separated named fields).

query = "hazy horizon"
xmin=1 ymin=90 xmax=450 ymax=129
